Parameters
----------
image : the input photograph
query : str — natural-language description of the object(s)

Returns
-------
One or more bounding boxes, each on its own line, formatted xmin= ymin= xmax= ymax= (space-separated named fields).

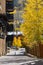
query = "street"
xmin=0 ymin=0 xmax=43 ymax=65
xmin=0 ymin=55 xmax=43 ymax=65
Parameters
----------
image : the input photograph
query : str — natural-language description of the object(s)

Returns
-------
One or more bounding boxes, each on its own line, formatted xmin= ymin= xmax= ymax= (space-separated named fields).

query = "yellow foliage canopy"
xmin=20 ymin=0 xmax=43 ymax=48
xmin=12 ymin=37 xmax=22 ymax=47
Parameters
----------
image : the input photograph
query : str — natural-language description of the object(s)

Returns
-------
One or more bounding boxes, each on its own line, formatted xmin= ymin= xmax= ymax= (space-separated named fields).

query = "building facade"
xmin=6 ymin=0 xmax=14 ymax=47
xmin=6 ymin=0 xmax=14 ymax=31
xmin=0 ymin=0 xmax=6 ymax=56
xmin=6 ymin=0 xmax=25 ymax=47
xmin=0 ymin=0 xmax=6 ymax=14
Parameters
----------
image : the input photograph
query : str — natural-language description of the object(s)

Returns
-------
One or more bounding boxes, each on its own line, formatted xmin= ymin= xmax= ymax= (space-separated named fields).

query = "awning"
xmin=7 ymin=31 xmax=23 ymax=36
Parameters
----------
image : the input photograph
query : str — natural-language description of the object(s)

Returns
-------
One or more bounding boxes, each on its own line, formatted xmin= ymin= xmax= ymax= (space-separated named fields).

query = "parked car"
xmin=6 ymin=47 xmax=26 ymax=56
xmin=19 ymin=48 xmax=26 ymax=52
xmin=16 ymin=48 xmax=26 ymax=55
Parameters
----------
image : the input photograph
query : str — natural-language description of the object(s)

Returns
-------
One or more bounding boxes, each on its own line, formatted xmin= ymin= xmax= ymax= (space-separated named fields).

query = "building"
xmin=6 ymin=0 xmax=25 ymax=31
xmin=6 ymin=0 xmax=14 ymax=47
xmin=14 ymin=0 xmax=25 ymax=29
xmin=6 ymin=0 xmax=14 ymax=31
xmin=0 ymin=0 xmax=6 ymax=14
xmin=6 ymin=0 xmax=25 ymax=47
xmin=0 ymin=0 xmax=7 ymax=56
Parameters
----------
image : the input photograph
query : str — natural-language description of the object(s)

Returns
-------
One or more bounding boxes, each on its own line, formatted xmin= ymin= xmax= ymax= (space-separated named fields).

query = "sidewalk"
xmin=7 ymin=63 xmax=19 ymax=65
xmin=0 ymin=63 xmax=19 ymax=65
xmin=26 ymin=53 xmax=37 ymax=58
xmin=0 ymin=56 xmax=19 ymax=65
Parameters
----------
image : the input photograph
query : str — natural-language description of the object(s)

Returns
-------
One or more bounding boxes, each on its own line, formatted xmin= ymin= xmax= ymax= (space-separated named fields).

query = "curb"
xmin=26 ymin=53 xmax=37 ymax=58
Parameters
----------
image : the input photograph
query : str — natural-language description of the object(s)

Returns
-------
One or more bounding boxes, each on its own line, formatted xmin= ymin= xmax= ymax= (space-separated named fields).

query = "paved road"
xmin=0 ymin=55 xmax=43 ymax=65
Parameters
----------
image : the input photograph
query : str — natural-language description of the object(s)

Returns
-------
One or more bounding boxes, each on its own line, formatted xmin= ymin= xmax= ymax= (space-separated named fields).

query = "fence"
xmin=26 ymin=43 xmax=43 ymax=58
